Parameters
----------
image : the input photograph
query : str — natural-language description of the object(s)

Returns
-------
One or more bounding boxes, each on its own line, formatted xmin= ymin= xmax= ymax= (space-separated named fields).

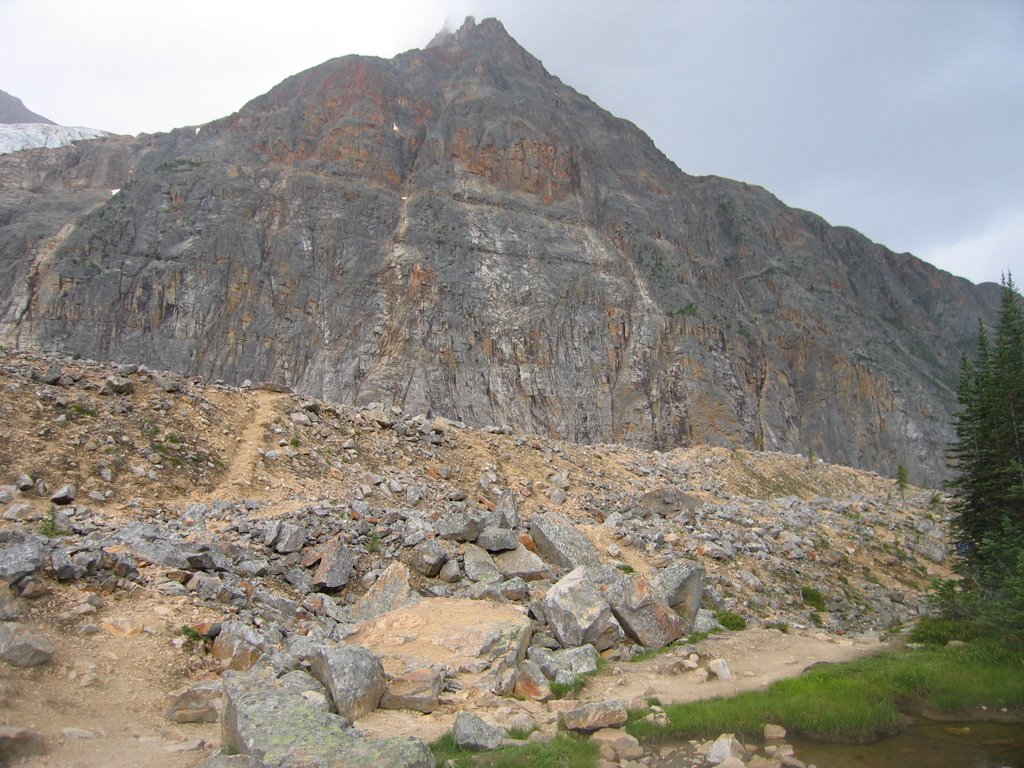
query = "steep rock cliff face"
xmin=0 ymin=18 xmax=1000 ymax=483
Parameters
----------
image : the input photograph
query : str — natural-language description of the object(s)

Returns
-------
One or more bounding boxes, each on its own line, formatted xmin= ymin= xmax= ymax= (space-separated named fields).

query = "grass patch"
xmin=801 ymin=586 xmax=827 ymax=611
xmin=70 ymin=403 xmax=97 ymax=418
xmin=764 ymin=621 xmax=789 ymax=633
xmin=715 ymin=610 xmax=747 ymax=631
xmin=615 ymin=563 xmax=635 ymax=574
xmin=626 ymin=641 xmax=1024 ymax=744
xmin=629 ymin=640 xmax=685 ymax=663
xmin=429 ymin=732 xmax=598 ymax=768
xmin=909 ymin=616 xmax=982 ymax=646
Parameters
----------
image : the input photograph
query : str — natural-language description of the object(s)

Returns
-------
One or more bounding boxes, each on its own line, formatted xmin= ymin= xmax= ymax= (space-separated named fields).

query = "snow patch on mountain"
xmin=0 ymin=123 xmax=111 ymax=155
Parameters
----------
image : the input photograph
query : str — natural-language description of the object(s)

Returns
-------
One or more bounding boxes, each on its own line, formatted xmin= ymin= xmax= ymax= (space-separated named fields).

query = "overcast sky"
xmin=1 ymin=0 xmax=1020 ymax=285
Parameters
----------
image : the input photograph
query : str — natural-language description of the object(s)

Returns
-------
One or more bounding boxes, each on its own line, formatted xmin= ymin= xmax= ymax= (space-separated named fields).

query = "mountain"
xmin=0 ymin=17 xmax=1000 ymax=484
xmin=0 ymin=89 xmax=55 ymax=124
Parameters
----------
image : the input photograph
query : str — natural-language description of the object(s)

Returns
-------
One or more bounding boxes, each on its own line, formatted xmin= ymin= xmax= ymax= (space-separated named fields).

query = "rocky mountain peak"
xmin=0 ymin=20 xmax=1001 ymax=485
xmin=0 ymin=88 xmax=55 ymax=125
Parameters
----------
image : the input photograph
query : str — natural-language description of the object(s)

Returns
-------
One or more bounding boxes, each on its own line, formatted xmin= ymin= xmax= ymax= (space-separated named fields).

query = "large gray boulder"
xmin=650 ymin=562 xmax=706 ymax=631
xmin=0 ymin=535 xmax=48 ymax=583
xmin=221 ymin=671 xmax=432 ymax=767
xmin=603 ymin=573 xmax=686 ymax=648
xmin=493 ymin=544 xmax=551 ymax=581
xmin=210 ymin=621 xmax=267 ymax=671
xmin=452 ymin=712 xmax=505 ymax=751
xmin=310 ymin=644 xmax=386 ymax=721
xmin=312 ymin=540 xmax=356 ymax=590
xmin=543 ymin=567 xmax=623 ymax=651
xmin=462 ymin=543 xmax=502 ymax=583
xmin=410 ymin=539 xmax=447 ymax=577
xmin=435 ymin=511 xmax=483 ymax=542
xmin=529 ymin=513 xmax=600 ymax=570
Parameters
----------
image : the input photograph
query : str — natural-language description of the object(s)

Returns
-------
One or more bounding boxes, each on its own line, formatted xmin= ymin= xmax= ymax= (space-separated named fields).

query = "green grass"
xmin=70 ymin=403 xmax=97 ymax=418
xmin=39 ymin=506 xmax=67 ymax=537
xmin=764 ymin=621 xmax=789 ymax=633
xmin=626 ymin=641 xmax=1024 ymax=744
xmin=429 ymin=733 xmax=598 ymax=768
xmin=909 ymin=616 xmax=982 ymax=646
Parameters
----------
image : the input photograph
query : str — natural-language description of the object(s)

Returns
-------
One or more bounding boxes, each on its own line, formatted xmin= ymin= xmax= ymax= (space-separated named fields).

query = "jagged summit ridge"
xmin=0 ymin=19 xmax=1000 ymax=484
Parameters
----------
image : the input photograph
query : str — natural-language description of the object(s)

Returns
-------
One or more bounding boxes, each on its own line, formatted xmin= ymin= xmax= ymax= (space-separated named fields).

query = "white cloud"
xmin=924 ymin=208 xmax=1024 ymax=285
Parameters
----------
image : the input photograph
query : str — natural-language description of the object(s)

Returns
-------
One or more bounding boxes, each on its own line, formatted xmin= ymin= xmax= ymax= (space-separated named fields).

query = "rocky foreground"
xmin=0 ymin=347 xmax=951 ymax=767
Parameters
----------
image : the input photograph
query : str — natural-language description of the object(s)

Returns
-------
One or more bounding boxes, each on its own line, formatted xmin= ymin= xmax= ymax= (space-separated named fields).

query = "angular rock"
xmin=494 ymin=545 xmax=551 ymax=581
xmin=49 ymin=483 xmax=76 ymax=505
xmin=410 ymin=539 xmax=447 ymax=578
xmin=350 ymin=562 xmax=419 ymax=623
xmin=381 ymin=668 xmax=444 ymax=713
xmin=310 ymin=644 xmax=386 ymax=721
xmin=552 ymin=644 xmax=601 ymax=678
xmin=709 ymin=658 xmax=734 ymax=681
xmin=513 ymin=658 xmax=552 ymax=701
xmin=435 ymin=511 xmax=483 ymax=542
xmin=15 ymin=474 xmax=34 ymax=491
xmin=560 ymin=700 xmax=628 ymax=732
xmin=210 ymin=621 xmax=266 ymax=671
xmin=50 ymin=548 xmax=87 ymax=581
xmin=590 ymin=728 xmax=643 ymax=761
xmin=0 ymin=726 xmax=45 ymax=762
xmin=462 ymin=543 xmax=501 ymax=583
xmin=0 ymin=535 xmax=48 ymax=583
xmin=221 ymin=670 xmax=432 ymax=767
xmin=0 ymin=622 xmax=55 ymax=667
xmin=277 ymin=669 xmax=332 ymax=712
xmin=452 ymin=712 xmax=504 ymax=751
xmin=650 ymin=562 xmax=706 ymax=631
xmin=275 ymin=523 xmax=307 ymax=554
xmin=543 ymin=567 xmax=623 ymax=651
xmin=0 ymin=589 xmax=19 ymax=620
xmin=165 ymin=678 xmax=224 ymax=723
xmin=475 ymin=526 xmax=519 ymax=552
xmin=706 ymin=733 xmax=746 ymax=765
xmin=529 ymin=513 xmax=600 ymax=570
xmin=101 ymin=376 xmax=133 ymax=395
xmin=437 ymin=559 xmax=462 ymax=583
xmin=113 ymin=523 xmax=190 ymax=569
xmin=312 ymin=540 xmax=355 ymax=590
xmin=603 ymin=573 xmax=685 ymax=649
xmin=492 ymin=489 xmax=520 ymax=529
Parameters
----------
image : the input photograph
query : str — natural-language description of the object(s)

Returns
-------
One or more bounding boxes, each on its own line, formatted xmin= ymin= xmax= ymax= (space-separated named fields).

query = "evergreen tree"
xmin=948 ymin=275 xmax=1024 ymax=634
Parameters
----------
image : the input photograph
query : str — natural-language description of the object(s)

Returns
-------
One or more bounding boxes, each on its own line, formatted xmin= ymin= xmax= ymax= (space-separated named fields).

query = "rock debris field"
xmin=0 ymin=347 xmax=952 ymax=767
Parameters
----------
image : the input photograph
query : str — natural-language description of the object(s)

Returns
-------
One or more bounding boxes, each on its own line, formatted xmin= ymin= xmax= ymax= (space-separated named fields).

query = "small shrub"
xmin=716 ymin=610 xmax=747 ymax=631
xmin=801 ymin=586 xmax=827 ymax=611
xmin=910 ymin=616 xmax=980 ymax=646
xmin=810 ymin=612 xmax=823 ymax=627
xmin=615 ymin=563 xmax=635 ymax=574
xmin=765 ymin=621 xmax=789 ymax=634
xmin=70 ymin=403 xmax=97 ymax=418
xmin=367 ymin=529 xmax=383 ymax=554
xmin=178 ymin=625 xmax=203 ymax=652
xmin=39 ymin=507 xmax=67 ymax=537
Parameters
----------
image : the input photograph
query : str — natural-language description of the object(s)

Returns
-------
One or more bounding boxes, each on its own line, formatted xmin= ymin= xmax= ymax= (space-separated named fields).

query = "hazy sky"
xmin=1 ymin=0 xmax=1020 ymax=285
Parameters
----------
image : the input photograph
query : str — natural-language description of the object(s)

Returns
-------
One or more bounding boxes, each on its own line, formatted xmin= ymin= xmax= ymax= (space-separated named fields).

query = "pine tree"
xmin=948 ymin=274 xmax=1024 ymax=634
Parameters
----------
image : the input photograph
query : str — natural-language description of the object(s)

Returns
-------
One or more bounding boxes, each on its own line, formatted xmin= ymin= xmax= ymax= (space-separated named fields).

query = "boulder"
xmin=437 ymin=559 xmax=462 ymax=583
xmin=543 ymin=567 xmax=623 ymax=651
xmin=165 ymin=678 xmax=224 ymax=723
xmin=350 ymin=562 xmax=419 ymax=622
xmin=210 ymin=621 xmax=266 ymax=671
xmin=552 ymin=644 xmax=601 ymax=678
xmin=312 ymin=540 xmax=355 ymax=590
xmin=410 ymin=539 xmax=447 ymax=578
xmin=310 ymin=644 xmax=386 ymax=721
xmin=0 ymin=622 xmax=54 ymax=667
xmin=452 ymin=712 xmax=504 ymax=751
xmin=493 ymin=544 xmax=551 ymax=581
xmin=491 ymin=489 xmax=520 ymax=529
xmin=435 ymin=511 xmax=483 ymax=542
xmin=221 ymin=671 xmax=432 ymax=767
xmin=49 ymin=483 xmax=76 ymax=505
xmin=513 ymin=658 xmax=552 ymax=701
xmin=559 ymin=700 xmax=628 ymax=732
xmin=475 ymin=526 xmax=519 ymax=552
xmin=603 ymin=573 xmax=686 ymax=649
xmin=200 ymin=754 xmax=270 ymax=768
xmin=381 ymin=668 xmax=444 ymax=713
xmin=0 ymin=535 xmax=48 ymax=583
xmin=274 ymin=523 xmax=307 ymax=554
xmin=709 ymin=658 xmax=734 ymax=681
xmin=529 ymin=512 xmax=600 ymax=570
xmin=462 ymin=543 xmax=501 ymax=583
xmin=650 ymin=562 xmax=706 ymax=631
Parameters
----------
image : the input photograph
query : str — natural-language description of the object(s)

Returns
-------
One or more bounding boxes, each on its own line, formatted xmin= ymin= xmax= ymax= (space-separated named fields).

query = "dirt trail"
xmin=209 ymin=390 xmax=289 ymax=498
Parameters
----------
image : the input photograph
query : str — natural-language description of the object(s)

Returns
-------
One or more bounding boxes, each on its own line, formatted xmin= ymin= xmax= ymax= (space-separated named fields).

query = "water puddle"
xmin=791 ymin=720 xmax=1024 ymax=768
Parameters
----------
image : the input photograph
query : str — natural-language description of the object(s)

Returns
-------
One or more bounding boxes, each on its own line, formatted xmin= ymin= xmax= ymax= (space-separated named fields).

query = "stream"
xmin=791 ymin=720 xmax=1024 ymax=768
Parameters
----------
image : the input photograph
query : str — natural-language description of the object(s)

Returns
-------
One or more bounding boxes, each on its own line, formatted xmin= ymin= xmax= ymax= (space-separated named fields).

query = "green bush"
xmin=801 ymin=586 xmax=827 ymax=611
xmin=715 ymin=610 xmax=747 ymax=631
